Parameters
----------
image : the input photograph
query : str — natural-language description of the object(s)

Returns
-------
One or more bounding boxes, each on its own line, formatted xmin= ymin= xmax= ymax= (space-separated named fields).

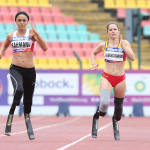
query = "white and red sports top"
xmin=104 ymin=40 xmax=126 ymax=63
xmin=11 ymin=29 xmax=36 ymax=53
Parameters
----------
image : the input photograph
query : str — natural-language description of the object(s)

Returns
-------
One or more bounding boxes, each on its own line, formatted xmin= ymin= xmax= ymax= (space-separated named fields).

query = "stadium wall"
xmin=0 ymin=69 xmax=150 ymax=117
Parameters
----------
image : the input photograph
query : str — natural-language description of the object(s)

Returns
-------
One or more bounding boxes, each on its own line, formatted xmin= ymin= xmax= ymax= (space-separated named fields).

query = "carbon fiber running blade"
xmin=5 ymin=114 xmax=13 ymax=136
xmin=112 ymin=117 xmax=120 ymax=140
xmin=24 ymin=113 xmax=35 ymax=140
xmin=92 ymin=117 xmax=99 ymax=138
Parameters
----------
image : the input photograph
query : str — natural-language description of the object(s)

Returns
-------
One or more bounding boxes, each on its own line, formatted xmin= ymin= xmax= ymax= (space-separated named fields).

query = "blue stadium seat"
xmin=35 ymin=24 xmax=45 ymax=32
xmin=143 ymin=26 xmax=150 ymax=36
xmin=47 ymin=32 xmax=58 ymax=42
xmin=45 ymin=24 xmax=56 ymax=32
xmin=58 ymin=33 xmax=68 ymax=42
xmin=90 ymin=33 xmax=100 ymax=42
xmin=5 ymin=24 xmax=15 ymax=33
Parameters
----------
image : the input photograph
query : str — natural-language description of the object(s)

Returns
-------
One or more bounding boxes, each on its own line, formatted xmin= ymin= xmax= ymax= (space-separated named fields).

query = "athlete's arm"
xmin=120 ymin=35 xmax=135 ymax=61
xmin=91 ymin=42 xmax=105 ymax=70
xmin=30 ymin=23 xmax=48 ymax=51
xmin=0 ymin=33 xmax=12 ymax=59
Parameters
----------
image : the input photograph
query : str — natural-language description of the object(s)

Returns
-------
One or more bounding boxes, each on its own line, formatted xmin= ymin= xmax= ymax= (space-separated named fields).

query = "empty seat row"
xmin=0 ymin=57 xmax=136 ymax=70
xmin=104 ymin=0 xmax=150 ymax=9
xmin=0 ymin=0 xmax=51 ymax=7
xmin=0 ymin=6 xmax=60 ymax=15
xmin=0 ymin=13 xmax=75 ymax=25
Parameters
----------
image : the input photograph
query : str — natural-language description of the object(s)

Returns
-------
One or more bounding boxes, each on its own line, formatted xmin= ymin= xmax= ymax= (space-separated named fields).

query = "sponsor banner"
xmin=126 ymin=74 xmax=150 ymax=95
xmin=8 ymin=73 xmax=79 ymax=95
xmin=0 ymin=70 xmax=8 ymax=105
xmin=43 ymin=95 xmax=150 ymax=106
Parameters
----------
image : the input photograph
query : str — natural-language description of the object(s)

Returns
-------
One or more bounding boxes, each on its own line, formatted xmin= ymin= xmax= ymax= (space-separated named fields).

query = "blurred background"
xmin=0 ymin=0 xmax=150 ymax=117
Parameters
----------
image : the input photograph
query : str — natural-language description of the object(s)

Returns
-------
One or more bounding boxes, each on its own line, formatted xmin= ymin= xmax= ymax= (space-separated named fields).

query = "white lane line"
xmin=0 ymin=117 xmax=80 ymax=137
xmin=0 ymin=116 xmax=44 ymax=126
xmin=57 ymin=122 xmax=112 ymax=150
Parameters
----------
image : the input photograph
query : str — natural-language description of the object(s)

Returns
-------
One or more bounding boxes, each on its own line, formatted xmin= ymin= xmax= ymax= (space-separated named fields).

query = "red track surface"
xmin=0 ymin=116 xmax=150 ymax=150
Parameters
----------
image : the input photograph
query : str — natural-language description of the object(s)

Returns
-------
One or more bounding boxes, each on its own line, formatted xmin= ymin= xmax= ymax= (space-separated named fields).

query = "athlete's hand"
xmin=31 ymin=23 xmax=38 ymax=35
xmin=92 ymin=64 xmax=99 ymax=71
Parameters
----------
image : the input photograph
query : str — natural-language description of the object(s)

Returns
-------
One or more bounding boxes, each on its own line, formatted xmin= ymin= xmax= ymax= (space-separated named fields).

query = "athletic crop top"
xmin=11 ymin=29 xmax=36 ymax=53
xmin=103 ymin=40 xmax=126 ymax=63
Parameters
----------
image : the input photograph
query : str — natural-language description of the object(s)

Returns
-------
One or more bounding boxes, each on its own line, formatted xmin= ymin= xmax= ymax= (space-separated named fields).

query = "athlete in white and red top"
xmin=91 ymin=22 xmax=135 ymax=140
xmin=0 ymin=11 xmax=48 ymax=140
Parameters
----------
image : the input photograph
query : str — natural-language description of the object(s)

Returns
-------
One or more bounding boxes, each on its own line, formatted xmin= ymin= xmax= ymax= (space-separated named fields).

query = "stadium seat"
xmin=58 ymin=58 xmax=69 ymax=69
xmin=51 ymin=42 xmax=61 ymax=50
xmin=0 ymin=0 xmax=7 ymax=6
xmin=137 ymin=0 xmax=147 ymax=9
xmin=104 ymin=0 xmax=115 ymax=9
xmin=5 ymin=24 xmax=15 ymax=33
xmin=126 ymin=0 xmax=136 ymax=9
xmin=4 ymin=46 xmax=13 ymax=57
xmin=54 ymin=50 xmax=64 ymax=58
xmin=64 ymin=16 xmax=74 ymax=25
xmin=28 ymin=0 xmax=39 ymax=7
xmin=81 ymin=58 xmax=91 ymax=69
xmin=78 ymin=33 xmax=89 ymax=42
xmin=66 ymin=25 xmax=76 ymax=33
xmin=30 ymin=7 xmax=41 ymax=15
xmin=47 ymin=58 xmax=60 ymax=69
xmin=38 ymin=31 xmax=49 ymax=41
xmin=58 ymin=33 xmax=68 ymax=42
xmin=143 ymin=26 xmax=150 ymax=36
xmin=116 ymin=0 xmax=126 ymax=8
xmin=51 ymin=7 xmax=61 ymax=15
xmin=85 ymin=48 xmax=93 ymax=58
xmin=19 ymin=7 xmax=30 ymax=13
xmin=124 ymin=60 xmax=130 ymax=70
xmin=18 ymin=0 xmax=28 ymax=7
xmin=47 ymin=32 xmax=58 ymax=42
xmin=77 ymin=25 xmax=87 ymax=33
xmin=0 ymin=57 xmax=10 ymax=69
xmin=7 ymin=0 xmax=18 ymax=7
xmin=93 ymin=42 xmax=100 ymax=48
xmin=53 ymin=15 xmax=64 ymax=25
xmin=44 ymin=49 xmax=54 ymax=58
xmin=35 ymin=24 xmax=45 ymax=32
xmin=39 ymin=0 xmax=52 ymax=7
xmin=41 ymin=7 xmax=51 ymax=15
xmin=61 ymin=42 xmax=71 ymax=50
xmin=64 ymin=49 xmax=74 ymax=58
xmin=45 ymin=24 xmax=56 ymax=32
xmin=117 ymin=9 xmax=126 ymax=19
xmin=90 ymin=33 xmax=100 ymax=42
xmin=56 ymin=25 xmax=66 ymax=32
xmin=75 ymin=49 xmax=84 ymax=58
xmin=0 ymin=24 xmax=5 ymax=32
xmin=97 ymin=58 xmax=105 ymax=69
xmin=31 ymin=14 xmax=43 ymax=24
xmin=0 ymin=7 xmax=9 ymax=14
xmin=82 ymin=42 xmax=92 ymax=49
xmin=0 ymin=31 xmax=8 ymax=41
xmin=68 ymin=58 xmax=80 ymax=69
xmin=38 ymin=58 xmax=49 ymax=69
xmin=132 ymin=58 xmax=138 ymax=70
xmin=72 ymin=42 xmax=82 ymax=50
xmin=10 ymin=7 xmax=19 ymax=15
xmin=43 ymin=15 xmax=53 ymax=24
xmin=68 ymin=32 xmax=79 ymax=42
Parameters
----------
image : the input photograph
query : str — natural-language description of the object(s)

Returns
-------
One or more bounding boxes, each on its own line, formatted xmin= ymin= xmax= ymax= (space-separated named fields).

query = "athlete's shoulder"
xmin=7 ymin=32 xmax=14 ymax=41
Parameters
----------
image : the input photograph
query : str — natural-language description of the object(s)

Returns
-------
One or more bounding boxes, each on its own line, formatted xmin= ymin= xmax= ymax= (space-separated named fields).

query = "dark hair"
xmin=107 ymin=22 xmax=120 ymax=32
xmin=15 ymin=11 xmax=29 ymax=21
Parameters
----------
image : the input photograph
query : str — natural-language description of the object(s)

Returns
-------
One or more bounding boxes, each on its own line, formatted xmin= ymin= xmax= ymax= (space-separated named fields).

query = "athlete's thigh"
xmin=100 ymin=77 xmax=112 ymax=92
xmin=114 ymin=79 xmax=126 ymax=98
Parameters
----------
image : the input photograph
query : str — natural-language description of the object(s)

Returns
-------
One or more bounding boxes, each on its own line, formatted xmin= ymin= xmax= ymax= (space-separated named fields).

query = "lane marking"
xmin=57 ymin=122 xmax=112 ymax=150
xmin=0 ymin=117 xmax=80 ymax=137
xmin=0 ymin=116 xmax=44 ymax=126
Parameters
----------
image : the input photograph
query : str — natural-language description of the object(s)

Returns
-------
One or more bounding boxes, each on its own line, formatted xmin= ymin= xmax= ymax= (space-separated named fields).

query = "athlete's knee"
xmin=114 ymin=97 xmax=124 ymax=121
xmin=99 ymin=89 xmax=111 ymax=114
xmin=16 ymin=88 xmax=24 ymax=97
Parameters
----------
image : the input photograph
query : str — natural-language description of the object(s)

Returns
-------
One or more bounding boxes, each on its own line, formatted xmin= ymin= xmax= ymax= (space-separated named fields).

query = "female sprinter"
xmin=0 ymin=11 xmax=48 ymax=140
xmin=91 ymin=22 xmax=135 ymax=140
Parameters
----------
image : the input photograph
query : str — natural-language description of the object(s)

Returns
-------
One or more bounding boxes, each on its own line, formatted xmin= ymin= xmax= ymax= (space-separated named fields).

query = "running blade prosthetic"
xmin=5 ymin=114 xmax=13 ymax=136
xmin=112 ymin=116 xmax=120 ymax=140
xmin=92 ymin=117 xmax=99 ymax=138
xmin=24 ymin=113 xmax=35 ymax=140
